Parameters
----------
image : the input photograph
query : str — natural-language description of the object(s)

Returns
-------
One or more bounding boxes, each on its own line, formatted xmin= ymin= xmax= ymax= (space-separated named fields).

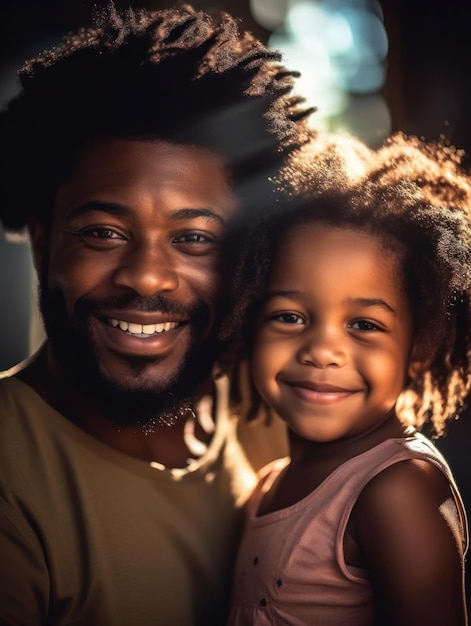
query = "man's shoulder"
xmin=0 ymin=374 xmax=54 ymax=436
xmin=0 ymin=374 xmax=35 ymax=398
xmin=0 ymin=374 xmax=29 ymax=402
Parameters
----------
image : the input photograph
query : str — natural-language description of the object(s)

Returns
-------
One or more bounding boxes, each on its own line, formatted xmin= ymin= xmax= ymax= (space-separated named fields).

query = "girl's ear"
xmin=408 ymin=341 xmax=433 ymax=380
xmin=27 ymin=218 xmax=48 ymax=272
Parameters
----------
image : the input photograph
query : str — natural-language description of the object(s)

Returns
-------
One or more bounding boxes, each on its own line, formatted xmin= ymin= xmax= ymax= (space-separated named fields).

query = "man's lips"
xmin=90 ymin=313 xmax=189 ymax=358
xmin=107 ymin=318 xmax=180 ymax=337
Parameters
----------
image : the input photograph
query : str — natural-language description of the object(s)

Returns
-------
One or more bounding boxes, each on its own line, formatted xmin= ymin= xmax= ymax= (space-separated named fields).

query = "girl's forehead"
xmin=278 ymin=221 xmax=392 ymax=254
xmin=272 ymin=221 xmax=406 ymax=288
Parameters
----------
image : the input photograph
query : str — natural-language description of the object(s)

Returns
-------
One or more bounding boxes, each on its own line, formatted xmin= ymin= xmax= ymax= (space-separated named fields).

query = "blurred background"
xmin=1 ymin=0 xmax=470 ymax=600
xmin=2 ymin=0 xmax=471 ymax=371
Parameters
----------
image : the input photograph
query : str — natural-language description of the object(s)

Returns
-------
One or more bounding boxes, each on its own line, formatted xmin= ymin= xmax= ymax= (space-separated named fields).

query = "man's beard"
xmin=38 ymin=264 xmax=222 ymax=430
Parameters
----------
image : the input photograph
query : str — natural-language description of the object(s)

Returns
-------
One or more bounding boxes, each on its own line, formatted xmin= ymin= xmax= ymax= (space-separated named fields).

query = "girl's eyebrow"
xmin=263 ymin=292 xmax=397 ymax=315
xmin=262 ymin=289 xmax=303 ymax=303
xmin=65 ymin=200 xmax=228 ymax=225
xmin=345 ymin=297 xmax=397 ymax=315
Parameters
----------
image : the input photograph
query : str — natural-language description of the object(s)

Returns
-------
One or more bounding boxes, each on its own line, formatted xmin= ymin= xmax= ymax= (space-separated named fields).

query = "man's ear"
xmin=26 ymin=218 xmax=48 ymax=272
xmin=408 ymin=341 xmax=433 ymax=380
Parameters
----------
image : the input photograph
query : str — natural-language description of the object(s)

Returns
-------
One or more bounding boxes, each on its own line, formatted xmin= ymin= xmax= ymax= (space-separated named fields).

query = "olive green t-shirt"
xmin=0 ymin=374 xmax=287 ymax=625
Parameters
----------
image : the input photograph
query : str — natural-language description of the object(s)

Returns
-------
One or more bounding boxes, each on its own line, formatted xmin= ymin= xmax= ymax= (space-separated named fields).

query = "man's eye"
xmin=173 ymin=233 xmax=211 ymax=244
xmin=349 ymin=320 xmax=381 ymax=331
xmin=65 ymin=225 xmax=127 ymax=248
xmin=171 ymin=231 xmax=221 ymax=256
xmin=88 ymin=228 xmax=118 ymax=239
xmin=79 ymin=227 xmax=123 ymax=240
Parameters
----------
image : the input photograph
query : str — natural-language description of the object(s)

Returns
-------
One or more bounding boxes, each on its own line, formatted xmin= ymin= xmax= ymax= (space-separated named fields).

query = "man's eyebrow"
xmin=66 ymin=202 xmax=227 ymax=226
xmin=66 ymin=201 xmax=132 ymax=221
xmin=169 ymin=208 xmax=227 ymax=226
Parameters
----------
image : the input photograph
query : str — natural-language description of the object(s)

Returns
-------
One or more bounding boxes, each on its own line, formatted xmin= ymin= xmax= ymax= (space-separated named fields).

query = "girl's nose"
xmin=297 ymin=327 xmax=347 ymax=369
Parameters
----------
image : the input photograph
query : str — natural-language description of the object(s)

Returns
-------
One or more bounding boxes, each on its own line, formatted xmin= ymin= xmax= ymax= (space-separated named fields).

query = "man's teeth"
xmin=108 ymin=319 xmax=179 ymax=336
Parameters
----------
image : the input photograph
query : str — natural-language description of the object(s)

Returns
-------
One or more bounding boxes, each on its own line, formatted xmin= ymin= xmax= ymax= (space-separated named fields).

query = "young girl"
xmin=222 ymin=132 xmax=471 ymax=625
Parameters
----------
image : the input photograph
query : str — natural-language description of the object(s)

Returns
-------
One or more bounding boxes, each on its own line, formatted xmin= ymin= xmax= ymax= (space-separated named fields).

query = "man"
xmin=0 ymin=4 xmax=312 ymax=625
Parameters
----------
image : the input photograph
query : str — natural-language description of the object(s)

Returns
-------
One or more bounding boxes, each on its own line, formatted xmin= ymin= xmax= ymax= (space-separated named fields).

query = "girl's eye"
xmin=349 ymin=319 xmax=382 ymax=332
xmin=271 ymin=312 xmax=305 ymax=325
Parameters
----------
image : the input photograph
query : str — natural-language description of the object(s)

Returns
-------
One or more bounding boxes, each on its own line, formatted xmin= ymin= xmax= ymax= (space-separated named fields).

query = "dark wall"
xmin=381 ymin=0 xmax=471 ymax=155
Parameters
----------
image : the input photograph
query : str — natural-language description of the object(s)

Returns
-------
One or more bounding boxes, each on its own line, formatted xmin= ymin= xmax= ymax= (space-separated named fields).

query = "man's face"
xmin=33 ymin=138 xmax=238 ymax=425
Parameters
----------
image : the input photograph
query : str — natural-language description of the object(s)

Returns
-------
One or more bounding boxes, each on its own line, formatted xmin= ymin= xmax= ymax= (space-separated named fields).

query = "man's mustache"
xmin=74 ymin=293 xmax=197 ymax=317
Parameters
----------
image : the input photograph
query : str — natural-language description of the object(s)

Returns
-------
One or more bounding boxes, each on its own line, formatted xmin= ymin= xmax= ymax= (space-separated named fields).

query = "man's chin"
xmin=88 ymin=382 xmax=194 ymax=429
xmin=55 ymin=342 xmax=217 ymax=429
xmin=60 ymin=357 xmax=200 ymax=428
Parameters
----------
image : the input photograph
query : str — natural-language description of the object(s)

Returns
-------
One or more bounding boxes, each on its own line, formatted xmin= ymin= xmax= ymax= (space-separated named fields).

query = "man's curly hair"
xmin=221 ymin=131 xmax=471 ymax=437
xmin=0 ymin=2 xmax=313 ymax=232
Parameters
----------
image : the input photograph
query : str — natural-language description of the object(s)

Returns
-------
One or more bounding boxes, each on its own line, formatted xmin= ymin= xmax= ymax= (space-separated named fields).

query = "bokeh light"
xmin=251 ymin=0 xmax=390 ymax=145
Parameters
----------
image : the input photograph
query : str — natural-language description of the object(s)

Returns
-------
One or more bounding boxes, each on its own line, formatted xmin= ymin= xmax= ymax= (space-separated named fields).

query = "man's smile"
xmin=107 ymin=318 xmax=180 ymax=337
xmin=92 ymin=312 xmax=190 ymax=357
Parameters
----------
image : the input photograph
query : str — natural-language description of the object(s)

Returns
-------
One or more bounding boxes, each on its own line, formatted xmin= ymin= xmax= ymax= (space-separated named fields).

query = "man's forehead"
xmin=53 ymin=137 xmax=239 ymax=222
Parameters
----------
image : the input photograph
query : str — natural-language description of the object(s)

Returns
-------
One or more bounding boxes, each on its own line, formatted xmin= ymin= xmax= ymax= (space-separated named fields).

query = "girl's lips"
xmin=292 ymin=386 xmax=358 ymax=404
xmin=283 ymin=379 xmax=356 ymax=393
xmin=281 ymin=379 xmax=361 ymax=404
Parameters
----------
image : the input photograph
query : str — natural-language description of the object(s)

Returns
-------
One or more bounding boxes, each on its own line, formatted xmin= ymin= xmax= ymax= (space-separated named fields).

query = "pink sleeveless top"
xmin=228 ymin=433 xmax=468 ymax=626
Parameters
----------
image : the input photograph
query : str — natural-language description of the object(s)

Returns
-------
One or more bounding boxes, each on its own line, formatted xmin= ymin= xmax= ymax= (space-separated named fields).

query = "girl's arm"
xmin=352 ymin=458 xmax=467 ymax=626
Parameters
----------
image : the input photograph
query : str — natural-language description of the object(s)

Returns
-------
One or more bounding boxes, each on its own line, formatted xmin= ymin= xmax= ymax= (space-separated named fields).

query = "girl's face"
xmin=251 ymin=223 xmax=417 ymax=444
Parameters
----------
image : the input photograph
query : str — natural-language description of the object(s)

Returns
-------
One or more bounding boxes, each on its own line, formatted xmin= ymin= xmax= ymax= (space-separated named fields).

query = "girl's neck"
xmin=288 ymin=411 xmax=412 ymax=468
xmin=257 ymin=412 xmax=414 ymax=517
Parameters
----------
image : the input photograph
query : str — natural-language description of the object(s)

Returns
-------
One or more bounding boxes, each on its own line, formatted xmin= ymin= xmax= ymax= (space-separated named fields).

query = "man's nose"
xmin=297 ymin=326 xmax=348 ymax=369
xmin=112 ymin=242 xmax=179 ymax=297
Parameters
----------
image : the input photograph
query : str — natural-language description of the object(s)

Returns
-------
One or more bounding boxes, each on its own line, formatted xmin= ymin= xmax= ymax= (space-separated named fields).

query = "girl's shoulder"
xmin=356 ymin=454 xmax=454 ymax=519
xmin=351 ymin=453 xmax=467 ymax=625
